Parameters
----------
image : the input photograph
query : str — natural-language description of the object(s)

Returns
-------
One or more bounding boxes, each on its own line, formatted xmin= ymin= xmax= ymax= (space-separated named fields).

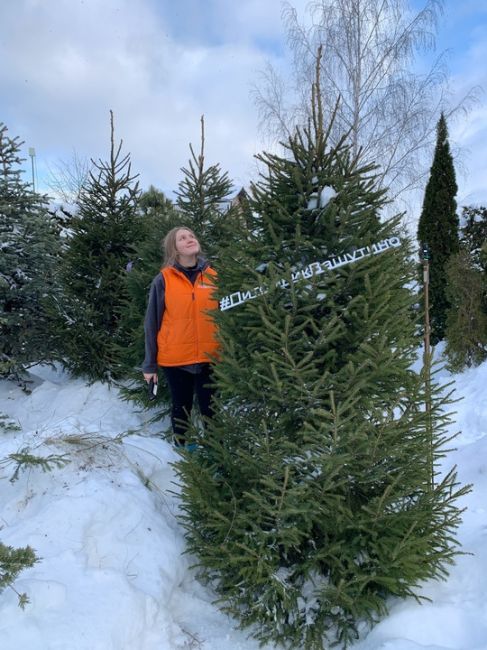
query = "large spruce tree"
xmin=56 ymin=112 xmax=141 ymax=381
xmin=0 ymin=122 xmax=60 ymax=380
xmin=417 ymin=113 xmax=459 ymax=343
xmin=177 ymin=80 xmax=468 ymax=648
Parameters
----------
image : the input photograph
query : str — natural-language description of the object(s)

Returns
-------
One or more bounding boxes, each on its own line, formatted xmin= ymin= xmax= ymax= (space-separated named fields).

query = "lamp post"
xmin=28 ymin=147 xmax=36 ymax=192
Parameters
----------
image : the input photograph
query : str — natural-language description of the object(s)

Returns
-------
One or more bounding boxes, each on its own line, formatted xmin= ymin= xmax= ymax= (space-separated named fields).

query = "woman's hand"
xmin=143 ymin=372 xmax=158 ymax=384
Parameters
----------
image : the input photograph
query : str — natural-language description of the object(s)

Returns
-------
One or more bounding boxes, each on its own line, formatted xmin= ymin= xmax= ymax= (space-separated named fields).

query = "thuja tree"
xmin=417 ymin=113 xmax=459 ymax=343
xmin=445 ymin=206 xmax=487 ymax=371
xmin=56 ymin=112 xmax=141 ymax=381
xmin=0 ymin=122 xmax=60 ymax=380
xmin=177 ymin=82 xmax=468 ymax=648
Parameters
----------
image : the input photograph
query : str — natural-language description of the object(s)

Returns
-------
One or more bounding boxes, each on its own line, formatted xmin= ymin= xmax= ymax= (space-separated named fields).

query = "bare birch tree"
xmin=253 ymin=0 xmax=478 ymax=208
xmin=45 ymin=149 xmax=92 ymax=204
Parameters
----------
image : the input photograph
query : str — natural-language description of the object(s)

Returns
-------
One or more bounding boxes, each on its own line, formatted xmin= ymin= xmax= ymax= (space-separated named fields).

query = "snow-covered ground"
xmin=1 ymin=353 xmax=486 ymax=650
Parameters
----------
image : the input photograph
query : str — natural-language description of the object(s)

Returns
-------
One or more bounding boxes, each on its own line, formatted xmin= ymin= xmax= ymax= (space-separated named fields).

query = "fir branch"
xmin=0 ymin=542 xmax=39 ymax=608
xmin=0 ymin=412 xmax=21 ymax=432
xmin=1 ymin=447 xmax=70 ymax=483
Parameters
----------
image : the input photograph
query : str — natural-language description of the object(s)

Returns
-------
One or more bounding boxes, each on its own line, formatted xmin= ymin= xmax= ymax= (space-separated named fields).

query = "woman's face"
xmin=175 ymin=229 xmax=200 ymax=258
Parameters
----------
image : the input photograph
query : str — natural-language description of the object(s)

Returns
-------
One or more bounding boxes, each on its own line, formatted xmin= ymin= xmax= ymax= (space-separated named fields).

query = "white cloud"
xmin=0 ymin=0 xmax=285 ymax=197
xmin=0 ymin=0 xmax=485 ymax=211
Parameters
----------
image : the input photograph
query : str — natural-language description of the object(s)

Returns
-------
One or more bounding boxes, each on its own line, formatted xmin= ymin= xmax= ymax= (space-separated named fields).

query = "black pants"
xmin=163 ymin=365 xmax=214 ymax=443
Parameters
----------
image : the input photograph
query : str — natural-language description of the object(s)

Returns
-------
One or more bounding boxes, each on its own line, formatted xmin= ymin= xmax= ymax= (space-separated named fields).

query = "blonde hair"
xmin=162 ymin=226 xmax=201 ymax=267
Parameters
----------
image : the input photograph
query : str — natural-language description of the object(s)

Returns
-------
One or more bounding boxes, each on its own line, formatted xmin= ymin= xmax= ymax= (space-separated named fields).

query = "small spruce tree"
xmin=175 ymin=116 xmax=236 ymax=261
xmin=177 ymin=69 xmax=468 ymax=649
xmin=445 ymin=206 xmax=487 ymax=370
xmin=118 ymin=122 xmax=237 ymax=427
xmin=459 ymin=205 xmax=487 ymax=268
xmin=56 ymin=112 xmax=142 ymax=382
xmin=115 ymin=186 xmax=180 ymax=409
xmin=417 ymin=113 xmax=459 ymax=343
xmin=0 ymin=122 xmax=60 ymax=380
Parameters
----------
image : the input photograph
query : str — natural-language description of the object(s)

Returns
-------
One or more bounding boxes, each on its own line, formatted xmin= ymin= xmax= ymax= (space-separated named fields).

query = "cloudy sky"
xmin=1 ymin=0 xmax=486 ymax=216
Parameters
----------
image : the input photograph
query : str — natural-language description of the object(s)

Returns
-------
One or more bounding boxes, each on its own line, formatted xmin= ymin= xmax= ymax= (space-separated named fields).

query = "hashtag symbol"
xmin=220 ymin=296 xmax=232 ymax=311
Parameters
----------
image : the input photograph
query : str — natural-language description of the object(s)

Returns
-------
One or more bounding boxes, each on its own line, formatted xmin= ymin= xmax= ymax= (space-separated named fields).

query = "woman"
xmin=142 ymin=227 xmax=219 ymax=447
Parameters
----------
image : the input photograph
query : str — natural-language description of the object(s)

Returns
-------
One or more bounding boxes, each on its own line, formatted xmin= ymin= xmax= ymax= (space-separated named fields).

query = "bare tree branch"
xmin=252 ymin=0 xmax=481 ymax=213
xmin=45 ymin=149 xmax=93 ymax=204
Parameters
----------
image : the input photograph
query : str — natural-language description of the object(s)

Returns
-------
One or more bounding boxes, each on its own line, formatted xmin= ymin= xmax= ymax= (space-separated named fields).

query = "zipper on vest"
xmin=192 ymin=272 xmax=202 ymax=302
xmin=193 ymin=288 xmax=198 ymax=359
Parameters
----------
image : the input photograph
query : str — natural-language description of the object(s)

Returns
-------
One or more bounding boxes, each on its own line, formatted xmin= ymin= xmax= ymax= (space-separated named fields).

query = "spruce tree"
xmin=445 ymin=206 xmax=487 ymax=370
xmin=116 ymin=119 xmax=236 ymax=419
xmin=118 ymin=123 xmax=237 ymax=425
xmin=459 ymin=205 xmax=487 ymax=269
xmin=175 ymin=116 xmax=236 ymax=261
xmin=115 ymin=186 xmax=180 ymax=408
xmin=177 ymin=76 xmax=468 ymax=648
xmin=56 ymin=112 xmax=141 ymax=382
xmin=0 ymin=122 xmax=60 ymax=380
xmin=417 ymin=113 xmax=459 ymax=343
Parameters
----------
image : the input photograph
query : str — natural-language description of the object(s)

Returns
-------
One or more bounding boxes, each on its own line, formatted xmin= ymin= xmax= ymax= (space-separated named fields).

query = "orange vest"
xmin=157 ymin=265 xmax=220 ymax=366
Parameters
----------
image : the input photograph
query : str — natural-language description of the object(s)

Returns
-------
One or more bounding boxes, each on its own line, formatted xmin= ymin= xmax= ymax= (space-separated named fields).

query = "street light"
xmin=28 ymin=147 xmax=36 ymax=192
